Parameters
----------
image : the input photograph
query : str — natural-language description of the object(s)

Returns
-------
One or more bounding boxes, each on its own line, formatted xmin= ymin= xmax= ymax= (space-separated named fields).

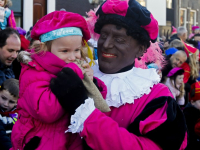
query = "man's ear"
xmin=135 ymin=45 xmax=146 ymax=59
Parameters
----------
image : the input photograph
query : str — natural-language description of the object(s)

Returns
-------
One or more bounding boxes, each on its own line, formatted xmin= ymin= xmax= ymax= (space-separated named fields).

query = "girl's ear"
xmin=40 ymin=43 xmax=48 ymax=51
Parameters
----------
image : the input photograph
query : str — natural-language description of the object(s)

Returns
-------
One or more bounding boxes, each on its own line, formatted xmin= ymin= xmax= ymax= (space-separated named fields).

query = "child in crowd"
xmin=189 ymin=26 xmax=200 ymax=39
xmin=163 ymin=67 xmax=185 ymax=106
xmin=0 ymin=0 xmax=16 ymax=30
xmin=0 ymin=78 xmax=18 ymax=150
xmin=11 ymin=11 xmax=106 ymax=150
xmin=0 ymin=78 xmax=18 ymax=130
xmin=183 ymin=81 xmax=200 ymax=150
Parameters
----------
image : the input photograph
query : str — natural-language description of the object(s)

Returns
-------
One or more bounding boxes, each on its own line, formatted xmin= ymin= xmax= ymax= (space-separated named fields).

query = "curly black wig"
xmin=94 ymin=14 xmax=151 ymax=49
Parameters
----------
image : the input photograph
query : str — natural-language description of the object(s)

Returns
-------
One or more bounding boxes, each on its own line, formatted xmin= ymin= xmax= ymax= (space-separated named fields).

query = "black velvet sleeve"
xmin=93 ymin=78 xmax=99 ymax=89
xmin=127 ymin=96 xmax=187 ymax=150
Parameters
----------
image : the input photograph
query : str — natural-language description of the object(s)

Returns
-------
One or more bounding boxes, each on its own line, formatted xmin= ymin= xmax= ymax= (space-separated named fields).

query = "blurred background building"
xmin=10 ymin=0 xmax=200 ymax=37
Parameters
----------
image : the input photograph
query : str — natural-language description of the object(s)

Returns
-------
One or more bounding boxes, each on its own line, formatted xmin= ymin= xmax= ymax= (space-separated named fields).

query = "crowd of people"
xmin=0 ymin=0 xmax=200 ymax=149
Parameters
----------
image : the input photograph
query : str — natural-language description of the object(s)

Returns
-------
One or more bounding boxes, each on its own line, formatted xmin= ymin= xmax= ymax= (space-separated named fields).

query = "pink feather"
xmin=135 ymin=42 xmax=166 ymax=69
xmin=86 ymin=7 xmax=100 ymax=41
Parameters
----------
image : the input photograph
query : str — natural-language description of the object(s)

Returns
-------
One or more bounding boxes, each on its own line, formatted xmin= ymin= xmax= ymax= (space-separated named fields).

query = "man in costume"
xmin=50 ymin=0 xmax=187 ymax=149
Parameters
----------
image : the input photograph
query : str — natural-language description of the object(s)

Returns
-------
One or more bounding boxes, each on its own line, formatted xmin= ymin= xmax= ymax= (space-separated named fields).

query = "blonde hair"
xmin=32 ymin=41 xmax=52 ymax=53
xmin=2 ymin=0 xmax=8 ymax=7
xmin=189 ymin=50 xmax=199 ymax=79
xmin=6 ymin=0 xmax=12 ymax=7
xmin=169 ymin=39 xmax=184 ymax=48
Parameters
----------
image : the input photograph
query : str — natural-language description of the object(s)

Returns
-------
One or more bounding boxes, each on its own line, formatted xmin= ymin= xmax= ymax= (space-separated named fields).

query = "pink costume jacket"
xmin=10 ymin=51 xmax=106 ymax=150
xmin=8 ymin=10 xmax=16 ymax=29
xmin=75 ymin=67 xmax=188 ymax=150
xmin=0 ymin=8 xmax=16 ymax=30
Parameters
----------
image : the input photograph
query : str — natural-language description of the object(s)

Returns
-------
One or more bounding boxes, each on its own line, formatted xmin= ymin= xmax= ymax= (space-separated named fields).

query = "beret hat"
xmin=95 ymin=0 xmax=159 ymax=42
xmin=31 ymin=11 xmax=91 ymax=41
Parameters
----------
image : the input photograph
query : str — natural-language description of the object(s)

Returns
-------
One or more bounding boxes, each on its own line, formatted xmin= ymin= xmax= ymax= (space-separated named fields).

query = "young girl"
xmin=11 ymin=11 xmax=106 ymax=150
xmin=0 ymin=0 xmax=16 ymax=30
xmin=163 ymin=67 xmax=185 ymax=106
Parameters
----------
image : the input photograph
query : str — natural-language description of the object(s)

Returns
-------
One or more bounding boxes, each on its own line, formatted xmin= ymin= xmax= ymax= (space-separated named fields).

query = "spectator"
xmin=0 ymin=0 xmax=16 ymax=30
xmin=187 ymin=34 xmax=200 ymax=51
xmin=161 ymin=50 xmax=187 ymax=82
xmin=0 ymin=78 xmax=19 ymax=131
xmin=183 ymin=81 xmax=200 ymax=149
xmin=0 ymin=27 xmax=21 ymax=85
xmin=169 ymin=26 xmax=187 ymax=43
xmin=168 ymin=39 xmax=184 ymax=50
xmin=188 ymin=26 xmax=200 ymax=39
xmin=181 ymin=42 xmax=199 ymax=84
xmin=163 ymin=67 xmax=185 ymax=106
xmin=0 ymin=78 xmax=19 ymax=150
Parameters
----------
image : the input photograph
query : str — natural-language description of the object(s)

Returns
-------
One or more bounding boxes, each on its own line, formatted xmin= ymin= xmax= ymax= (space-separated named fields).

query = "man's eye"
xmin=8 ymin=50 xmax=13 ymax=52
xmin=116 ymin=38 xmax=124 ymax=43
xmin=1 ymin=96 xmax=6 ymax=100
xmin=9 ymin=101 xmax=15 ymax=104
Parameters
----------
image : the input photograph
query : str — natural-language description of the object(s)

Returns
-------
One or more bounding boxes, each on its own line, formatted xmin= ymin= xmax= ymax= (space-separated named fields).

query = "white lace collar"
xmin=93 ymin=64 xmax=160 ymax=108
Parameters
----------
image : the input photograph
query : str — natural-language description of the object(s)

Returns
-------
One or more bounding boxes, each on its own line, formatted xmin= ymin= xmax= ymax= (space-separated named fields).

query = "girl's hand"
xmin=82 ymin=63 xmax=94 ymax=80
xmin=73 ymin=61 xmax=86 ymax=75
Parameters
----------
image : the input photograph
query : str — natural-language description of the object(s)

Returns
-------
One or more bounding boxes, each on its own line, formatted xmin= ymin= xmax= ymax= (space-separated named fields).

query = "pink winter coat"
xmin=11 ymin=51 xmax=107 ymax=150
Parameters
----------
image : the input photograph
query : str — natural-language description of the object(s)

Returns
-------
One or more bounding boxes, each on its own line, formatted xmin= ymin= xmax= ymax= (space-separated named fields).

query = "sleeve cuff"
xmin=66 ymin=97 xmax=95 ymax=133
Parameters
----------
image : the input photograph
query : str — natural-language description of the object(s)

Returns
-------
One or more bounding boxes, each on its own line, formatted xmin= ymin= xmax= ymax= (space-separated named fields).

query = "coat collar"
xmin=31 ymin=51 xmax=66 ymax=75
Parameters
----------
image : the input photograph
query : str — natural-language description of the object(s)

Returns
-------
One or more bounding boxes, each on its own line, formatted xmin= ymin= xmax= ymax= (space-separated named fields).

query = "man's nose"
xmin=11 ymin=51 xmax=18 ymax=59
xmin=3 ymin=101 xmax=9 ymax=107
xmin=103 ymin=36 xmax=114 ymax=49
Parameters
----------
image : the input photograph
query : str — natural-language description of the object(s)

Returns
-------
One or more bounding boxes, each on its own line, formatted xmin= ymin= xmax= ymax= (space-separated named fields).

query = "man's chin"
xmin=5 ymin=62 xmax=12 ymax=66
